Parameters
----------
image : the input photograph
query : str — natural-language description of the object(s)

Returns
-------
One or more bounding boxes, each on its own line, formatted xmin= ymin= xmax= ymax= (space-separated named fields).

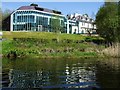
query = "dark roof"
xmin=18 ymin=6 xmax=35 ymax=10
xmin=17 ymin=5 xmax=62 ymax=15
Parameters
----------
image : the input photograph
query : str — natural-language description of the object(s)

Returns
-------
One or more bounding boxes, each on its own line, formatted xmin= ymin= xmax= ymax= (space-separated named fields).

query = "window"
xmin=61 ymin=20 xmax=64 ymax=26
xmin=81 ymin=30 xmax=84 ymax=34
xmin=13 ymin=14 xmax=15 ymax=23
xmin=82 ymin=22 xmax=85 ymax=26
xmin=17 ymin=15 xmax=35 ymax=23
xmin=17 ymin=16 xmax=21 ymax=22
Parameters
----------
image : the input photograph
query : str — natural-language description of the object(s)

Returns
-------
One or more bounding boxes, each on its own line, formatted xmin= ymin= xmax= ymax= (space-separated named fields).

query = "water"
xmin=2 ymin=58 xmax=120 ymax=89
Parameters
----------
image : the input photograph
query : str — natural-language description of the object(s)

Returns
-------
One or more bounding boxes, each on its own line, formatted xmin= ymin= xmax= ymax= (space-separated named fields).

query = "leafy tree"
xmin=118 ymin=1 xmax=120 ymax=42
xmin=2 ymin=9 xmax=12 ymax=20
xmin=1 ymin=9 xmax=13 ymax=31
xmin=50 ymin=15 xmax=64 ymax=42
xmin=0 ymin=8 xmax=2 ymax=30
xmin=0 ymin=8 xmax=11 ymax=30
xmin=50 ymin=15 xmax=63 ymax=33
xmin=96 ymin=2 xmax=119 ymax=43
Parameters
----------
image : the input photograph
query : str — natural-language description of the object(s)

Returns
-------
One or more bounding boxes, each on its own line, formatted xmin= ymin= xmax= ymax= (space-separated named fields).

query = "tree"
xmin=2 ymin=9 xmax=12 ymax=20
xmin=96 ymin=2 xmax=119 ymax=43
xmin=50 ymin=15 xmax=63 ymax=33
xmin=0 ymin=8 xmax=12 ymax=31
xmin=0 ymin=8 xmax=2 ymax=30
xmin=118 ymin=1 xmax=120 ymax=42
xmin=2 ymin=9 xmax=13 ymax=31
xmin=50 ymin=15 xmax=64 ymax=42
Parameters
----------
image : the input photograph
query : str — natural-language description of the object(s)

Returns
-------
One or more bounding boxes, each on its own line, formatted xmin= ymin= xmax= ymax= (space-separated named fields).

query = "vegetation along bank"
xmin=2 ymin=31 xmax=106 ymax=59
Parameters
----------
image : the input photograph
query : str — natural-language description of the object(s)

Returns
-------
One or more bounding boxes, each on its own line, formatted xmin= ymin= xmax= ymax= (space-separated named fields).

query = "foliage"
xmin=96 ymin=2 xmax=119 ymax=42
xmin=50 ymin=15 xmax=63 ymax=33
xmin=0 ymin=8 xmax=12 ymax=31
xmin=0 ymin=8 xmax=2 ymax=30
xmin=2 ymin=9 xmax=12 ymax=20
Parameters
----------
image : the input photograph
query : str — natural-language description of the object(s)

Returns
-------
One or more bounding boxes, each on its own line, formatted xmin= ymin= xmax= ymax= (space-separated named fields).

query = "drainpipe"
xmin=77 ymin=21 xmax=79 ymax=34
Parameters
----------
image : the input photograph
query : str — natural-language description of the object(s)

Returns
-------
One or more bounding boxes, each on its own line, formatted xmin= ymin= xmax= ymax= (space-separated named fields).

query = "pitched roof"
xmin=17 ymin=5 xmax=62 ymax=15
xmin=18 ymin=6 xmax=35 ymax=10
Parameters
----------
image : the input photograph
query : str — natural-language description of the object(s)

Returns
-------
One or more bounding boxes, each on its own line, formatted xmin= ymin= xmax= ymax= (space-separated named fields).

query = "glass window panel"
xmin=13 ymin=14 xmax=15 ymax=23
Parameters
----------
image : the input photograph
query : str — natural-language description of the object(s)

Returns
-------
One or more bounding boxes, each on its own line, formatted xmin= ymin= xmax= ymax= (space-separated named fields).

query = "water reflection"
xmin=9 ymin=69 xmax=51 ymax=88
xmin=64 ymin=64 xmax=96 ymax=88
xmin=2 ymin=58 xmax=120 ymax=88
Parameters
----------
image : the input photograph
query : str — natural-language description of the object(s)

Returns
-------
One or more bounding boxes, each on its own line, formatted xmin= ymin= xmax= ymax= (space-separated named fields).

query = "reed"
xmin=102 ymin=43 xmax=120 ymax=58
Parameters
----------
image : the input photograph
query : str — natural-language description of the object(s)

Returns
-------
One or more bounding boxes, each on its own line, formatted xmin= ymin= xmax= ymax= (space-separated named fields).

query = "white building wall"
xmin=89 ymin=23 xmax=93 ymax=29
xmin=94 ymin=25 xmax=97 ymax=29
xmin=85 ymin=22 xmax=88 ymax=28
xmin=10 ymin=14 xmax=13 ymax=31
xmin=67 ymin=20 xmax=70 ymax=34
xmin=78 ymin=22 xmax=82 ymax=33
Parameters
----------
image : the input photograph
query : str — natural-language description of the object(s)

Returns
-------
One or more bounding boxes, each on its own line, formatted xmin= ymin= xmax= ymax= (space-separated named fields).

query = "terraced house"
xmin=66 ymin=13 xmax=96 ymax=34
xmin=3 ymin=4 xmax=96 ymax=34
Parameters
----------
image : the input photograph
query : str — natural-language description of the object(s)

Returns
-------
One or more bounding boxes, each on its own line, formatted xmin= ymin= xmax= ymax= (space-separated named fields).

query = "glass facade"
xmin=12 ymin=10 xmax=66 ymax=32
xmin=36 ymin=16 xmax=48 ymax=31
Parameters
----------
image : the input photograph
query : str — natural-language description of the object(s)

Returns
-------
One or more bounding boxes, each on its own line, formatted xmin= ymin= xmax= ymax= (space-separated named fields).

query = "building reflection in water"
xmin=2 ymin=62 xmax=98 ymax=88
xmin=8 ymin=69 xmax=51 ymax=88
xmin=64 ymin=63 xmax=97 ymax=88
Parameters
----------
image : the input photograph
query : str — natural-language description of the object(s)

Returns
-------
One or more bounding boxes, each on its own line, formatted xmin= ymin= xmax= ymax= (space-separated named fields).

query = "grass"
xmin=2 ymin=31 xmax=86 ymax=40
xmin=2 ymin=31 xmax=105 ymax=58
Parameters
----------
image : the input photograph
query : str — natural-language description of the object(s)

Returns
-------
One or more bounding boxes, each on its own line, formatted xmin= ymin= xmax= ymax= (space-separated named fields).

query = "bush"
xmin=85 ymin=37 xmax=93 ymax=42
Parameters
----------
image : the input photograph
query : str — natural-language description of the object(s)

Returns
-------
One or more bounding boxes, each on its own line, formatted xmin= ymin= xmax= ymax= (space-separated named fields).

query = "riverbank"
xmin=2 ymin=31 xmax=105 ymax=58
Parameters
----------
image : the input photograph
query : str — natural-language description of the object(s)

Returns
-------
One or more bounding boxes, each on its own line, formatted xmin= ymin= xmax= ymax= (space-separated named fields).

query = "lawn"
xmin=2 ymin=31 xmax=86 ymax=40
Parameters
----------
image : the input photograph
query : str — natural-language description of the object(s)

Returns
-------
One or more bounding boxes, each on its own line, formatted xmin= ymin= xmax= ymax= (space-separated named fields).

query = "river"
xmin=2 ymin=58 xmax=120 ymax=89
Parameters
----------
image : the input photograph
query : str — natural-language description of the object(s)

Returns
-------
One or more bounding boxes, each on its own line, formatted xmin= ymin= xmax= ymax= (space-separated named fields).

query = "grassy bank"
xmin=2 ymin=31 xmax=105 ymax=58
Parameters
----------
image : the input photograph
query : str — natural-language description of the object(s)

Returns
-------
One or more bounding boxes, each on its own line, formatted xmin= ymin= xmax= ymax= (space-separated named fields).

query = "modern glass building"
xmin=10 ymin=4 xmax=66 ymax=32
